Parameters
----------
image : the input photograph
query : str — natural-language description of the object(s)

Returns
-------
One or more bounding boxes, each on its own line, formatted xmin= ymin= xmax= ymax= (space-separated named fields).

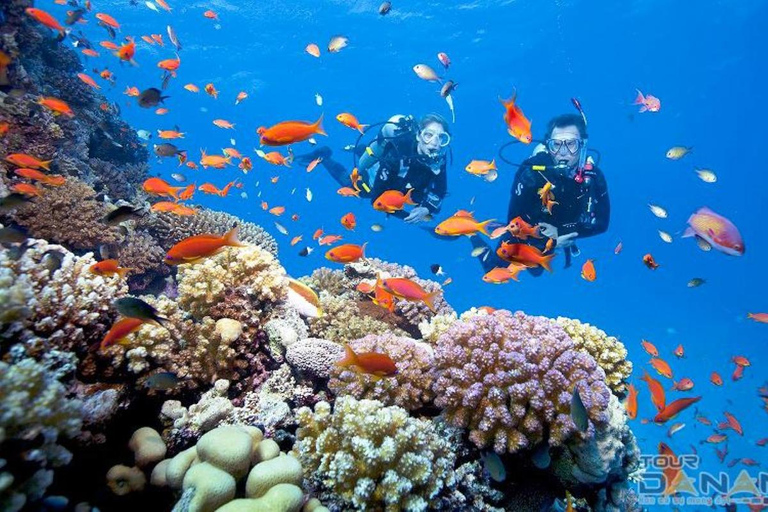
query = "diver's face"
xmin=548 ymin=126 xmax=582 ymax=168
xmin=417 ymin=121 xmax=445 ymax=159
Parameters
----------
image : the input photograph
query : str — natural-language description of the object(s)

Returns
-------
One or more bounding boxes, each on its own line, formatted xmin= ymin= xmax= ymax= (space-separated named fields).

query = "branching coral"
xmin=300 ymin=267 xmax=351 ymax=297
xmin=0 ymin=357 xmax=83 ymax=512
xmin=0 ymin=238 xmax=126 ymax=353
xmin=328 ymin=333 xmax=436 ymax=411
xmin=432 ymin=310 xmax=612 ymax=454
xmin=177 ymin=245 xmax=288 ymax=320
xmin=308 ymin=292 xmax=406 ymax=345
xmin=139 ymin=208 xmax=278 ymax=256
xmin=111 ymin=230 xmax=171 ymax=293
xmin=293 ymin=396 xmax=456 ymax=511
xmin=556 ymin=317 xmax=633 ymax=396
xmin=418 ymin=312 xmax=458 ymax=344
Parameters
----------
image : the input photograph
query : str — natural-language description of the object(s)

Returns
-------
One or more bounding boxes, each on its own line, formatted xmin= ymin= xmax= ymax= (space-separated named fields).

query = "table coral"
xmin=328 ymin=333 xmax=436 ymax=411
xmin=431 ymin=310 xmax=612 ymax=454
xmin=177 ymin=245 xmax=288 ymax=320
xmin=556 ymin=317 xmax=633 ymax=396
xmin=293 ymin=396 xmax=456 ymax=511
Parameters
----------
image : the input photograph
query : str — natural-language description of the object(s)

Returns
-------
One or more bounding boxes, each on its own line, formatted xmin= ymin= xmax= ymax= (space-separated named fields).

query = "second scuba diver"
xmin=297 ymin=113 xmax=451 ymax=223
xmin=473 ymin=112 xmax=610 ymax=277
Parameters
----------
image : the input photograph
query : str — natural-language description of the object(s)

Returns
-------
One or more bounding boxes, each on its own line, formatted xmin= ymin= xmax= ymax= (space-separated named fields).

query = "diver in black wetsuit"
xmin=474 ymin=113 xmax=610 ymax=276
xmin=296 ymin=113 xmax=451 ymax=223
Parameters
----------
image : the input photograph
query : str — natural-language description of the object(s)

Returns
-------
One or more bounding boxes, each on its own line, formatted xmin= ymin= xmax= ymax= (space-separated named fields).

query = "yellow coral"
xmin=556 ymin=317 xmax=633 ymax=396
xmin=417 ymin=312 xmax=457 ymax=344
xmin=177 ymin=246 xmax=288 ymax=319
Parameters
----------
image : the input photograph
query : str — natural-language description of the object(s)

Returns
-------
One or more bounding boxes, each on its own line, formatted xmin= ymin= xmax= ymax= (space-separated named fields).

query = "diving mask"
xmin=419 ymin=128 xmax=451 ymax=148
xmin=546 ymin=137 xmax=581 ymax=155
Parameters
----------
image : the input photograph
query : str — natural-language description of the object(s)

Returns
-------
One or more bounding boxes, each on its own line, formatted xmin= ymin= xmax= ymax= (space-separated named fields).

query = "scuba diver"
xmin=296 ymin=113 xmax=451 ymax=223
xmin=474 ymin=108 xmax=610 ymax=277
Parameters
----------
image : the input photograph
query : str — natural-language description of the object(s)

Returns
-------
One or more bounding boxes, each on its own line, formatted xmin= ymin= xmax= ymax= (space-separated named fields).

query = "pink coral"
xmin=432 ymin=310 xmax=611 ymax=454
xmin=328 ymin=333 xmax=436 ymax=411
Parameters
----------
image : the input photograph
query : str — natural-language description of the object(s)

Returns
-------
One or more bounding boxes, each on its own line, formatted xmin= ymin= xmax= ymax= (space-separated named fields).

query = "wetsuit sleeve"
xmin=422 ymin=163 xmax=447 ymax=214
xmin=574 ymin=167 xmax=610 ymax=238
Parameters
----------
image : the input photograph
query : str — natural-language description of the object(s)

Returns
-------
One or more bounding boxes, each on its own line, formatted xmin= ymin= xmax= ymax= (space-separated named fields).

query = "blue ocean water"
xmin=56 ymin=0 xmax=766 ymax=508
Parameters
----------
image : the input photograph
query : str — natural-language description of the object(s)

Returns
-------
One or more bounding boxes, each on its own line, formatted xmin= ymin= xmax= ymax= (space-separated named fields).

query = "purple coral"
xmin=432 ymin=310 xmax=611 ymax=454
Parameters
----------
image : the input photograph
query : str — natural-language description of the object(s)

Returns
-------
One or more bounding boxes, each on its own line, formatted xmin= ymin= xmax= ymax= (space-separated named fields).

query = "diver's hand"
xmin=556 ymin=232 xmax=579 ymax=248
xmin=538 ymin=223 xmax=558 ymax=239
xmin=405 ymin=206 xmax=430 ymax=224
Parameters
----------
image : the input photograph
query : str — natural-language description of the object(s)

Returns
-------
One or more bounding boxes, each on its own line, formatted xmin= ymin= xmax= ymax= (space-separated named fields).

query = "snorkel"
xmin=571 ymin=97 xmax=589 ymax=184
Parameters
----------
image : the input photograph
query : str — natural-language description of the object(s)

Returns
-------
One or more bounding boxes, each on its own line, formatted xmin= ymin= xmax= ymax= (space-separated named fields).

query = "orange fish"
xmin=151 ymin=34 xmax=164 ymax=45
xmin=156 ymin=0 xmax=172 ymax=11
xmin=658 ymin=443 xmax=680 ymax=496
xmin=10 ymin=183 xmax=44 ymax=197
xmin=14 ymin=168 xmax=66 ymax=186
xmin=719 ymin=411 xmax=743 ymax=436
xmin=114 ymin=38 xmax=136 ymax=65
xmin=170 ymin=204 xmax=197 ymax=216
xmin=141 ymin=35 xmax=155 ymax=45
xmin=496 ymin=242 xmax=555 ymax=272
xmin=654 ymin=396 xmax=701 ymax=423
xmin=100 ymin=41 xmax=119 ymax=50
xmin=158 ymin=54 xmax=181 ymax=76
xmin=581 ymin=259 xmax=596 ymax=282
xmin=142 ymin=177 xmax=182 ymax=199
xmin=340 ymin=212 xmax=356 ymax=230
xmin=269 ymin=206 xmax=285 ymax=216
xmin=235 ymin=91 xmax=248 ymax=105
xmin=641 ymin=371 xmax=666 ymax=412
xmin=625 ymin=383 xmax=638 ymax=419
xmin=5 ymin=154 xmax=52 ymax=170
xmin=710 ymin=372 xmax=723 ymax=386
xmin=705 ymin=434 xmax=728 ymax=444
xmin=77 ymin=73 xmax=101 ymax=89
xmin=641 ymin=339 xmax=659 ymax=357
xmin=356 ymin=281 xmax=375 ymax=294
xmin=507 ymin=216 xmax=542 ymax=240
xmin=482 ymin=265 xmax=523 ymax=284
xmin=204 ymin=83 xmax=218 ymax=98
xmin=25 ymin=8 xmax=65 ymax=36
xmin=100 ymin=317 xmax=145 ymax=351
xmin=124 ymin=86 xmax=140 ymax=97
xmin=650 ymin=358 xmax=673 ymax=379
xmin=318 ymin=234 xmax=343 ymax=246
xmin=90 ymin=259 xmax=133 ymax=278
xmin=203 ymin=10 xmax=218 ymax=19
xmin=165 ymin=226 xmax=245 ymax=265
xmin=500 ymin=90 xmax=532 ymax=144
xmin=336 ymin=344 xmax=397 ymax=378
xmin=178 ymin=183 xmax=196 ymax=201
xmin=337 ymin=187 xmax=360 ymax=197
xmin=257 ymin=115 xmax=326 ymax=146
xmin=671 ymin=378 xmax=694 ymax=392
xmin=380 ymin=277 xmax=440 ymax=312
xmin=538 ymin=181 xmax=558 ymax=214
xmin=0 ymin=123 xmax=9 ymax=137
xmin=151 ymin=201 xmax=180 ymax=213
xmin=239 ymin=157 xmax=253 ymax=172
xmin=213 ymin=119 xmax=235 ymax=129
xmin=325 ymin=242 xmax=366 ymax=263
xmin=95 ymin=12 xmax=120 ymax=30
xmin=270 ymin=176 xmax=280 ymax=184
xmin=184 ymin=83 xmax=199 ymax=93
xmin=643 ymin=253 xmax=660 ymax=269
xmin=99 ymin=69 xmax=115 ymax=82
xmin=306 ymin=157 xmax=322 ymax=173
xmin=373 ymin=189 xmax=416 ymax=213
xmin=305 ymin=43 xmax=320 ymax=58
xmin=155 ymin=108 xmax=169 ymax=115
xmin=185 ymin=161 xmax=198 ymax=170
xmin=223 ymin=148 xmax=243 ymax=160
xmin=614 ymin=241 xmax=623 ymax=255
xmin=199 ymin=150 xmax=232 ymax=169
xmin=371 ymin=277 xmax=395 ymax=312
xmin=673 ymin=344 xmax=684 ymax=358
xmin=732 ymin=364 xmax=744 ymax=381
xmin=543 ymin=237 xmax=555 ymax=254
xmin=82 ymin=49 xmax=100 ymax=57
xmin=290 ymin=235 xmax=302 ymax=246
xmin=262 ymin=151 xmax=292 ymax=167
xmin=291 ymin=214 xmax=300 ymax=222
xmin=38 ymin=97 xmax=74 ymax=117
xmin=732 ymin=355 xmax=751 ymax=367
xmin=313 ymin=228 xmax=324 ymax=240
xmin=336 ymin=112 xmax=368 ymax=133
xmin=748 ymin=312 xmax=768 ymax=323
xmin=158 ymin=129 xmax=184 ymax=139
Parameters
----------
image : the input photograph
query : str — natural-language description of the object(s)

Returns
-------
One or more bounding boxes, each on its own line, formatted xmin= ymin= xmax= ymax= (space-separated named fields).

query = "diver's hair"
xmin=419 ymin=113 xmax=451 ymax=134
xmin=545 ymin=114 xmax=588 ymax=139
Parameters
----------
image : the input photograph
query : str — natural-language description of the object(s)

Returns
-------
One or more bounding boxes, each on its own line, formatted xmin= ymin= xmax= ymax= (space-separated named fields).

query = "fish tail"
xmin=422 ymin=291 xmax=439 ymax=313
xmin=337 ymin=344 xmax=358 ymax=367
xmin=476 ymin=219 xmax=496 ymax=236
xmin=404 ymin=188 xmax=416 ymax=205
xmin=40 ymin=160 xmax=53 ymax=171
xmin=634 ymin=89 xmax=644 ymax=104
xmin=361 ymin=241 xmax=367 ymax=259
xmin=117 ymin=267 xmax=134 ymax=279
xmin=489 ymin=159 xmax=496 ymax=170
xmin=358 ymin=124 xmax=368 ymax=134
xmin=539 ymin=253 xmax=555 ymax=273
xmin=223 ymin=225 xmax=246 ymax=247
xmin=313 ymin=114 xmax=327 ymax=136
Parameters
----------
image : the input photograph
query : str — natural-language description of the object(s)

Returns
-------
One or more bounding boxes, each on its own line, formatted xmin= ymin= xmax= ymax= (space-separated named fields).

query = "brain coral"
xmin=293 ymin=396 xmax=456 ymax=511
xmin=431 ymin=310 xmax=612 ymax=454
xmin=328 ymin=333 xmax=436 ymax=411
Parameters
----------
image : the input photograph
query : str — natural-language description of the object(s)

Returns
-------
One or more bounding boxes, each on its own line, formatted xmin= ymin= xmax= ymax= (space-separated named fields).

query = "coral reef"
xmin=431 ymin=310 xmax=612 ymax=454
xmin=139 ymin=209 xmax=278 ymax=257
xmin=0 ymin=357 xmax=83 ymax=512
xmin=308 ymin=291 xmax=406 ymax=344
xmin=0 ymin=238 xmax=126 ymax=354
xmin=328 ymin=333 xmax=436 ymax=411
xmin=285 ymin=338 xmax=344 ymax=380
xmin=293 ymin=396 xmax=456 ymax=511
xmin=418 ymin=312 xmax=458 ymax=344
xmin=556 ymin=317 xmax=633 ymax=396
xmin=177 ymin=245 xmax=288 ymax=320
xmin=111 ymin=230 xmax=171 ymax=293
xmin=7 ymin=179 xmax=125 ymax=251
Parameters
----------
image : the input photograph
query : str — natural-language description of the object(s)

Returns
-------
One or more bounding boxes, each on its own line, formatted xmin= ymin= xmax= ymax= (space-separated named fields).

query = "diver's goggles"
xmin=419 ymin=128 xmax=451 ymax=147
xmin=546 ymin=137 xmax=582 ymax=155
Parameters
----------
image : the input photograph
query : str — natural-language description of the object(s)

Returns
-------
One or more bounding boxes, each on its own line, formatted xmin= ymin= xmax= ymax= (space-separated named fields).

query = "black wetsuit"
xmin=474 ymin=151 xmax=610 ymax=275
xmin=365 ymin=135 xmax=447 ymax=217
